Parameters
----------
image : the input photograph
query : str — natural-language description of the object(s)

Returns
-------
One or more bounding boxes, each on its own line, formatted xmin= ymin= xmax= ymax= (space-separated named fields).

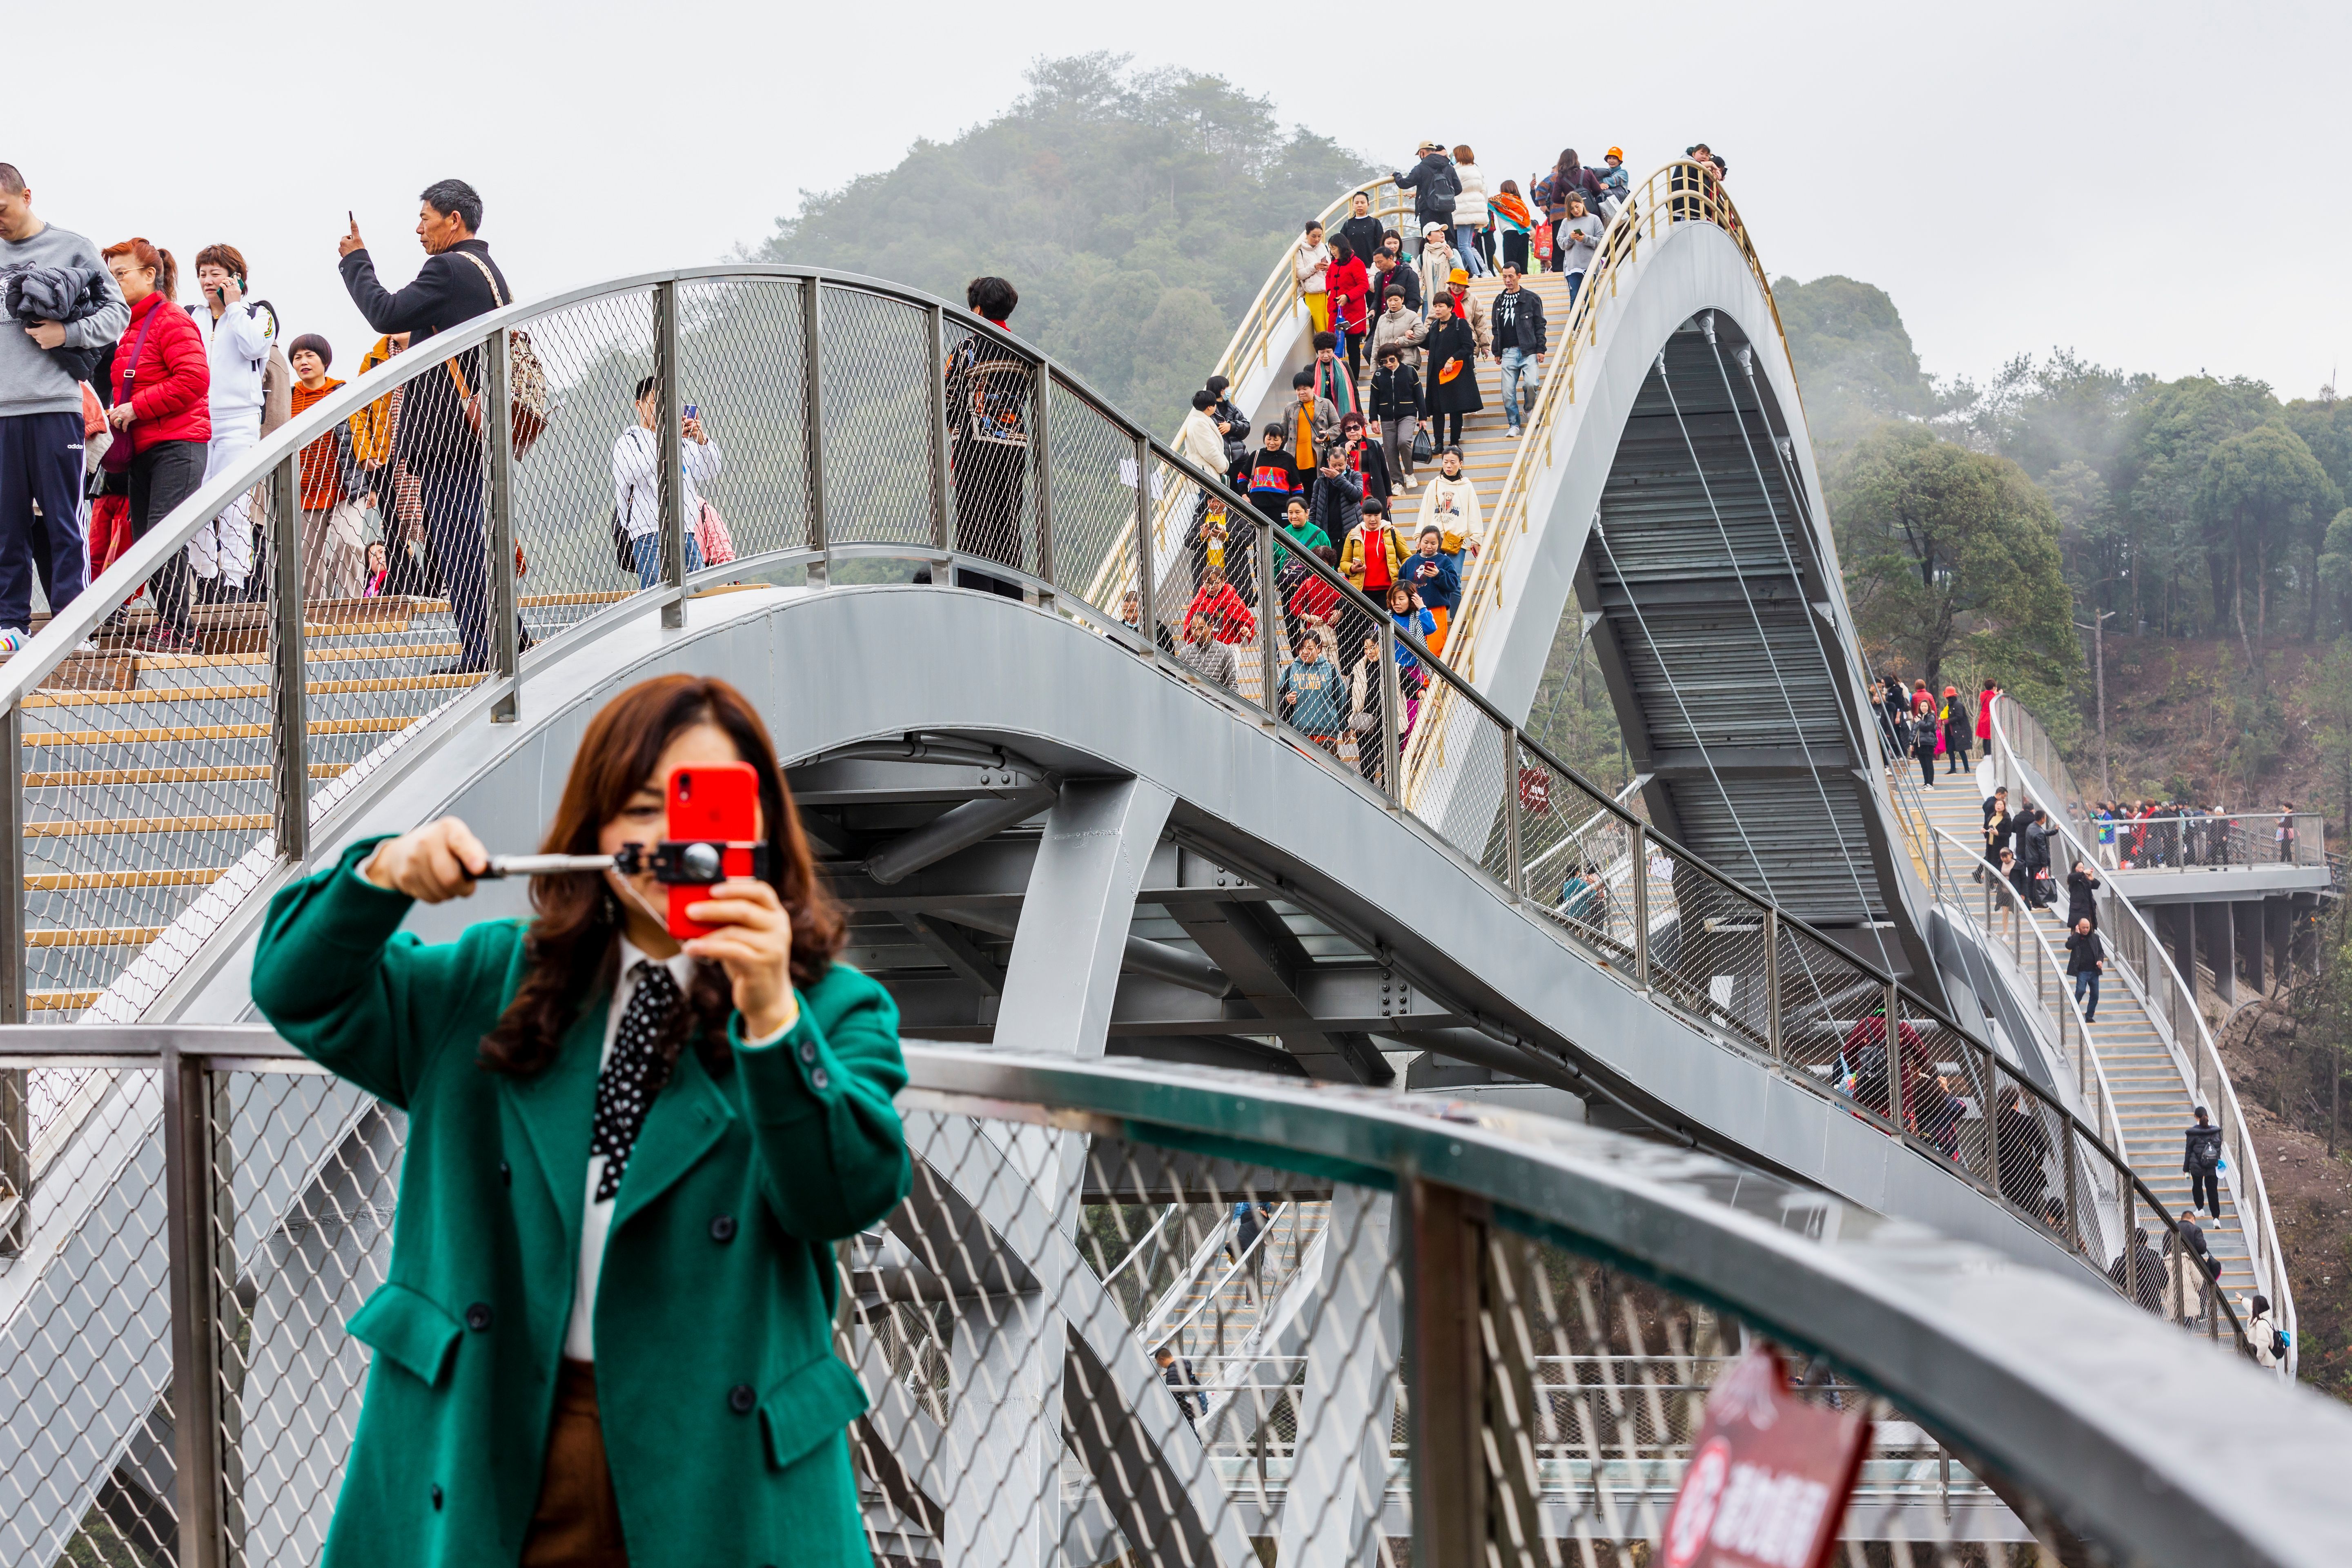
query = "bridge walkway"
xmin=1916 ymin=776 xmax=2253 ymax=1312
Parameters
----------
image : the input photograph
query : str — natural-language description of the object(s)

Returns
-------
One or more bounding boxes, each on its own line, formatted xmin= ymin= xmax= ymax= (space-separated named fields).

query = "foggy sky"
xmin=10 ymin=0 xmax=2341 ymax=405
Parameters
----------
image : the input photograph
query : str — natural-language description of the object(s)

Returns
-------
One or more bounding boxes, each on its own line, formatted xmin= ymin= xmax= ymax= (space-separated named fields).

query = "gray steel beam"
xmin=863 ymin=786 xmax=1058 ymax=886
xmin=995 ymin=778 xmax=1177 ymax=1059
xmin=1165 ymin=901 xmax=1395 ymax=1084
xmin=931 ymin=905 xmax=1230 ymax=998
xmin=895 ymin=912 xmax=1004 ymax=996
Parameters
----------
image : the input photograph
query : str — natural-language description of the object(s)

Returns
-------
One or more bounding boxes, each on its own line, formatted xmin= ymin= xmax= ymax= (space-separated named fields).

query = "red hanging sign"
xmin=1659 ymin=1345 xmax=1869 ymax=1568
xmin=1518 ymin=767 xmax=1553 ymax=815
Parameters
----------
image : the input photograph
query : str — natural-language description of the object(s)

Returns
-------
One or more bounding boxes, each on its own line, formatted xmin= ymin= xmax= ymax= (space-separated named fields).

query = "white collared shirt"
xmin=563 ymin=935 xmax=791 ymax=1361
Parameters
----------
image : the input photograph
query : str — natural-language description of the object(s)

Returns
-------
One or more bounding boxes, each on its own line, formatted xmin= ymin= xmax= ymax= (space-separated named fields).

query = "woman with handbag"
xmin=98 ymin=238 xmax=208 ymax=654
xmin=1291 ymin=220 xmax=1334 ymax=332
xmin=1421 ymin=296 xmax=1483 ymax=450
xmin=250 ymin=673 xmax=909 ymax=1568
xmin=1325 ymin=237 xmax=1373 ymax=385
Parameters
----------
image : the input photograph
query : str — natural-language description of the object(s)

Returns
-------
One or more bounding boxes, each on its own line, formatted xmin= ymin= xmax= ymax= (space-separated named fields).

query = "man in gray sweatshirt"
xmin=0 ymin=164 xmax=126 ymax=637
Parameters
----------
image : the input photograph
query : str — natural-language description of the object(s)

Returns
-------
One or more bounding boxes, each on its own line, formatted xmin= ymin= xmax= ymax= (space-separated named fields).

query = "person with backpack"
xmin=183 ymin=244 xmax=282 ymax=601
xmin=1394 ymin=142 xmax=1459 ymax=259
xmin=2169 ymin=1208 xmax=2217 ymax=1327
xmin=2247 ymin=1293 xmax=2287 ymax=1368
xmin=339 ymin=178 xmax=517 ymax=675
xmin=0 ymin=163 xmax=126 ymax=649
xmin=2183 ymin=1106 xmax=2224 ymax=1218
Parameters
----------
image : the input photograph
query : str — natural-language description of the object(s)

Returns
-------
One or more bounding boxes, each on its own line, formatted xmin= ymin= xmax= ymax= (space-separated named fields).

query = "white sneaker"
xmin=1505 ymin=426 xmax=1521 ymax=439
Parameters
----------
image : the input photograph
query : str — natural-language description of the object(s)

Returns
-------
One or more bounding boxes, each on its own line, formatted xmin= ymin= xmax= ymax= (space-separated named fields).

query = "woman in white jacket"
xmin=1291 ymin=220 xmax=1334 ymax=333
xmin=1416 ymin=448 xmax=1483 ymax=552
xmin=612 ymin=375 xmax=724 ymax=588
xmin=1416 ymin=225 xmax=1461 ymax=318
xmin=1450 ymin=146 xmax=1491 ymax=278
xmin=187 ymin=244 xmax=278 ymax=597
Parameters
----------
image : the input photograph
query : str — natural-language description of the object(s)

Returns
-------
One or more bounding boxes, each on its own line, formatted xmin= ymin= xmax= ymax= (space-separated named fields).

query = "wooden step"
xmin=27 ymin=673 xmax=478 ymax=709
xmin=27 ymin=813 xmax=268 ymax=839
xmin=27 ymin=927 xmax=165 ymax=949
xmin=24 ymin=867 xmax=225 ymax=891
xmin=25 ymin=715 xmax=422 ymax=748
xmin=24 ymin=763 xmax=349 ymax=788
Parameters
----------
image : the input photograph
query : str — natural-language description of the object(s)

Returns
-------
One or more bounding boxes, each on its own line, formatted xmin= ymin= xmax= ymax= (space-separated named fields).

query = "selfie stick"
xmin=481 ymin=852 xmax=628 ymax=880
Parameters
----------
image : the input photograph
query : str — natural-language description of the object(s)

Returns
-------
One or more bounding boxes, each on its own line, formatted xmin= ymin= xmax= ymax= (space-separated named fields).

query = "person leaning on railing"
xmin=249 ymin=673 xmax=911 ymax=1568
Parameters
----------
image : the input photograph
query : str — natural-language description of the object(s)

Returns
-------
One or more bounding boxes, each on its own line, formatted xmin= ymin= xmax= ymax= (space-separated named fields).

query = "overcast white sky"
xmin=12 ymin=0 xmax=2343 ymax=399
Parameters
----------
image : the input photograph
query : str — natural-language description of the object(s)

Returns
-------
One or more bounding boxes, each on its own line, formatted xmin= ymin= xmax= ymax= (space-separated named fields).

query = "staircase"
xmin=19 ymin=592 xmax=624 ymax=1018
xmin=1394 ymin=271 xmax=1574 ymax=541
xmin=1913 ymin=777 xmax=2255 ymax=1310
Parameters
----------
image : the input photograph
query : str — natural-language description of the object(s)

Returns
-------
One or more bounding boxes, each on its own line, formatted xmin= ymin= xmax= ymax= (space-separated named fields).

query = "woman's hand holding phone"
xmin=682 ymin=880 xmax=797 ymax=1039
xmin=365 ymin=817 xmax=489 ymax=902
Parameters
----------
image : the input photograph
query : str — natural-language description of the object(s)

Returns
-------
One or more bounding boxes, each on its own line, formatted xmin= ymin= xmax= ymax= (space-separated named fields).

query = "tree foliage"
xmin=746 ymin=54 xmax=1376 ymax=434
xmin=1770 ymin=275 xmax=1937 ymax=452
xmin=2193 ymin=423 xmax=2343 ymax=680
xmin=1830 ymin=424 xmax=2078 ymax=704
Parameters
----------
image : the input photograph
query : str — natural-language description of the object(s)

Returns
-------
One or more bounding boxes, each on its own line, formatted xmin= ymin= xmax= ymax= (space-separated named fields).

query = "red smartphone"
xmin=665 ymin=761 xmax=761 ymax=940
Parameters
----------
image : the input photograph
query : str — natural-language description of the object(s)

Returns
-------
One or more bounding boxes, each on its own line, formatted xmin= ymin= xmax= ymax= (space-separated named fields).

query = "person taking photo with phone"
xmin=251 ymin=673 xmax=910 ymax=1568
xmin=613 ymin=375 xmax=721 ymax=588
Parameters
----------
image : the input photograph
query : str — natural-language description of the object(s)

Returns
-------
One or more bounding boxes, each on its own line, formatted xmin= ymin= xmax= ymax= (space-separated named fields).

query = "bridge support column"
xmin=2234 ymin=901 xmax=2265 ymax=998
xmin=1275 ymin=1187 xmax=1399 ymax=1568
xmin=2263 ymin=898 xmax=2291 ymax=993
xmin=2195 ymin=902 xmax=2236 ymax=1005
xmin=2157 ymin=905 xmax=2196 ymax=995
xmin=2291 ymin=894 xmax=2322 ymax=982
xmin=995 ymin=776 xmax=1176 ymax=1060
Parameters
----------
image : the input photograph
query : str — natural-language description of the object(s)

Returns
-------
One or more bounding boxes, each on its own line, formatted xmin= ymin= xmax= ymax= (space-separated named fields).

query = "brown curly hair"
xmin=477 ymin=674 xmax=843 ymax=1078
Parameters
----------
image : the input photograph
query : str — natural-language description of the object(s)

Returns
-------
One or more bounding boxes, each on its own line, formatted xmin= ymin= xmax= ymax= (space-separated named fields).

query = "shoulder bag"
xmin=444 ymin=251 xmax=552 ymax=458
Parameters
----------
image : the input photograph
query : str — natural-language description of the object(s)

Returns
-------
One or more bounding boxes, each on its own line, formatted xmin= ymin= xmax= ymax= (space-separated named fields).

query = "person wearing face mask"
xmin=252 ymin=673 xmax=908 ymax=1568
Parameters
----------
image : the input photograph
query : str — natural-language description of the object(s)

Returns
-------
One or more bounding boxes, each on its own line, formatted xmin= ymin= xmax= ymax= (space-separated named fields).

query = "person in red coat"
xmin=1977 ymin=679 xmax=1998 ymax=745
xmin=100 ymin=238 xmax=209 ymax=650
xmin=1325 ymin=236 xmax=1373 ymax=386
xmin=1183 ymin=563 xmax=1258 ymax=644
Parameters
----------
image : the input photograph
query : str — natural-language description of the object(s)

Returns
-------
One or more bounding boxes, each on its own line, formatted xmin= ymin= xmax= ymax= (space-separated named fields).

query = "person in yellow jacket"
xmin=1339 ymin=499 xmax=1407 ymax=593
xmin=348 ymin=331 xmax=408 ymax=465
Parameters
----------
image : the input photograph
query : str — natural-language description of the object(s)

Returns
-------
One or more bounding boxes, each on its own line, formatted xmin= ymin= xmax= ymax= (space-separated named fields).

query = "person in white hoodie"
xmin=186 ymin=244 xmax=277 ymax=598
xmin=1290 ymin=219 xmax=1333 ymax=334
xmin=1450 ymin=145 xmax=1491 ymax=278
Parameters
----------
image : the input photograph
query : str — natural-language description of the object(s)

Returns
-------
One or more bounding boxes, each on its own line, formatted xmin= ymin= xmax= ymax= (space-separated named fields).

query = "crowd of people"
xmin=1 ymin=163 xmax=750 ymax=673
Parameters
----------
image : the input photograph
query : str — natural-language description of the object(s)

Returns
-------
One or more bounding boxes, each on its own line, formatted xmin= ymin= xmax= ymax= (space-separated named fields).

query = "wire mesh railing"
xmin=0 ymin=264 xmax=2229 ymax=1348
xmin=0 ymin=1029 xmax=2321 ymax=1568
xmin=1985 ymin=695 xmax=2297 ymax=1374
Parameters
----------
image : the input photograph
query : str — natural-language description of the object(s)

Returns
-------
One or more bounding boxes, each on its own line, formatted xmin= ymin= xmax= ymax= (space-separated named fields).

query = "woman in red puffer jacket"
xmin=1325 ymin=236 xmax=1373 ymax=386
xmin=100 ymin=238 xmax=208 ymax=651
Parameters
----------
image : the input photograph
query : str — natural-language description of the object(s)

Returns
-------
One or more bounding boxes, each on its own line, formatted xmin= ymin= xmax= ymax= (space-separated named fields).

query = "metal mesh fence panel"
xmin=826 ymin=288 xmax=946 ymax=560
xmin=675 ymin=276 xmax=813 ymax=575
xmin=1043 ymin=379 xmax=1145 ymax=615
xmin=0 ymin=1066 xmax=176 ymax=1568
xmin=503 ymin=288 xmax=657 ymax=630
xmin=1640 ymin=844 xmax=1770 ymax=1056
xmin=1517 ymin=760 xmax=1638 ymax=966
xmin=846 ymin=1110 xmax=1408 ymax=1568
xmin=1775 ymin=923 xmax=1881 ymax=1107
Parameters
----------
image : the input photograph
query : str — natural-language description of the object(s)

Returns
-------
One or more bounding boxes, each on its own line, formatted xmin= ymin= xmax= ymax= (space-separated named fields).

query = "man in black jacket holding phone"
xmin=338 ymin=178 xmax=512 ymax=675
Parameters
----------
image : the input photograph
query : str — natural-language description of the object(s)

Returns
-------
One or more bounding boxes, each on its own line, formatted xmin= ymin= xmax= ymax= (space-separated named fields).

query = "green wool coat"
xmin=252 ymin=838 xmax=912 ymax=1568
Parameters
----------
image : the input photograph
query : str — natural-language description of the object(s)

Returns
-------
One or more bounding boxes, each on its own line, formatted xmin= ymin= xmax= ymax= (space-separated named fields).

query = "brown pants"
xmin=522 ymin=1359 xmax=628 ymax=1567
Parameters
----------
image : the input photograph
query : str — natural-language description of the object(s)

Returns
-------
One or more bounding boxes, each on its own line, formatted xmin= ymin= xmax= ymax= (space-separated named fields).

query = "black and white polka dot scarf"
xmin=590 ymin=960 xmax=680 ymax=1203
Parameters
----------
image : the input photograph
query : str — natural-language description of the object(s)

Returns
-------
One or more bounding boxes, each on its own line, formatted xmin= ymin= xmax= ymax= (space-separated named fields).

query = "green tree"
xmin=2192 ymin=422 xmax=2342 ymax=683
xmin=1771 ymin=274 xmax=1936 ymax=452
xmin=2304 ymin=639 xmax=2352 ymax=838
xmin=744 ymin=54 xmax=1376 ymax=434
xmin=1831 ymin=424 xmax=2078 ymax=699
xmin=2112 ymin=376 xmax=2279 ymax=636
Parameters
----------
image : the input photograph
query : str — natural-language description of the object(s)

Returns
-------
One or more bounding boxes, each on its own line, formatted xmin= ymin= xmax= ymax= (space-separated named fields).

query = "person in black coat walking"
xmin=2018 ymin=808 xmax=2056 ymax=906
xmin=2065 ymin=860 xmax=2100 ymax=930
xmin=1393 ymin=143 xmax=1460 ymax=255
xmin=2065 ymin=916 xmax=2105 ymax=1021
xmin=2183 ymin=1105 xmax=2224 ymax=1217
xmin=1910 ymin=711 xmax=1938 ymax=788
xmin=1336 ymin=191 xmax=1387 ymax=283
xmin=338 ymin=178 xmax=512 ymax=675
xmin=1941 ymin=687 xmax=1971 ymax=773
xmin=1421 ymin=297 xmax=1481 ymax=448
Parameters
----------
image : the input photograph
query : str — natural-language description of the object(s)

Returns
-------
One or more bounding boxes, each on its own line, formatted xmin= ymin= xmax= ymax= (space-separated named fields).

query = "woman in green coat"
xmin=252 ymin=673 xmax=911 ymax=1568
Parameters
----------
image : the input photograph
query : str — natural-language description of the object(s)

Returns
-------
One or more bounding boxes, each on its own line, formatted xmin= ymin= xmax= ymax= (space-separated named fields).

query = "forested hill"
xmin=744 ymin=55 xmax=1376 ymax=435
xmin=1774 ymin=272 xmax=2352 ymax=806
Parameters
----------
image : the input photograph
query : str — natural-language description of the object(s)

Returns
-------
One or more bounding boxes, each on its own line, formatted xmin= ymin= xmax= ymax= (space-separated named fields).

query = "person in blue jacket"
xmin=1403 ymin=525 xmax=1461 ymax=629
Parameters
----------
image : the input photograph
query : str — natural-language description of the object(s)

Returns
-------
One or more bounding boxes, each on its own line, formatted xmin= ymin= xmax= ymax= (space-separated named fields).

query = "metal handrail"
xmin=0 ymin=1027 xmax=2334 ymax=1568
xmin=1988 ymin=696 xmax=2294 ymax=1372
xmin=2076 ymin=811 xmax=2326 ymax=872
xmin=0 ymin=262 xmax=2223 ymax=1341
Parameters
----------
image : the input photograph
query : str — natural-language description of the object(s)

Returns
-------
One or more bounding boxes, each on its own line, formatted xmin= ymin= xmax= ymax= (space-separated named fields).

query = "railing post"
xmin=1030 ymin=363 xmax=1056 ymax=602
xmin=1379 ymin=619 xmax=1404 ymax=808
xmin=927 ymin=305 xmax=952 ymax=570
xmin=1630 ymin=822 xmax=1651 ymax=991
xmin=1404 ymin=1178 xmax=1484 ymax=1568
xmin=1257 ymin=520 xmax=1279 ymax=723
xmin=654 ymin=279 xmax=686 ymax=629
xmin=2123 ymin=1183 xmax=2139 ymax=1309
xmin=165 ymin=1044 xmax=227 ymax=1568
xmin=1763 ymin=907 xmax=1782 ymax=1063
xmin=1503 ymin=735 xmax=1525 ymax=903
xmin=266 ymin=454 xmax=308 ymax=862
xmin=801 ymin=280 xmax=829 ymax=587
xmin=1132 ymin=435 xmax=1157 ymax=655
xmin=2062 ymin=1124 xmax=2080 ymax=1257
xmin=484 ymin=325 xmax=519 ymax=723
xmin=1983 ymin=1058 xmax=2002 ymax=1194
xmin=2 ymin=702 xmax=24 ymax=1029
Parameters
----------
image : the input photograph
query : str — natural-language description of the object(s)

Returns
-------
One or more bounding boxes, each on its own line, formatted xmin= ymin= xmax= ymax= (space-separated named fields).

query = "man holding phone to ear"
xmin=337 ymin=178 xmax=512 ymax=675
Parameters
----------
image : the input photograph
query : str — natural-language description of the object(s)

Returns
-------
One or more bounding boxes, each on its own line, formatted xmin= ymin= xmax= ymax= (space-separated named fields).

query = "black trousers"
xmin=1434 ymin=411 xmax=1465 ymax=447
xmin=127 ymin=439 xmax=204 ymax=639
xmin=0 ymin=410 xmax=88 ymax=630
xmin=2190 ymin=1167 xmax=2221 ymax=1214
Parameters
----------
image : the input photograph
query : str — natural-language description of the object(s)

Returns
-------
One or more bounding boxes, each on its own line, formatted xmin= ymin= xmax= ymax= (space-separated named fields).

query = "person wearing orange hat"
xmin=1940 ymin=683 xmax=1972 ymax=775
xmin=1442 ymin=267 xmax=1489 ymax=356
xmin=1598 ymin=148 xmax=1631 ymax=220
